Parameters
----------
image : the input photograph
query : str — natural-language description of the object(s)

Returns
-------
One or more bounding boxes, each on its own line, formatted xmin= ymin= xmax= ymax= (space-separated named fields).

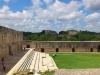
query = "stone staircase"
xmin=6 ymin=48 xmax=58 ymax=75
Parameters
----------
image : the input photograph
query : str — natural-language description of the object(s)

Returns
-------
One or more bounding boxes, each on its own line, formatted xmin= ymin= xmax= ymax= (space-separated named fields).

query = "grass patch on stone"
xmin=50 ymin=53 xmax=100 ymax=69
xmin=13 ymin=69 xmax=54 ymax=75
xmin=38 ymin=70 xmax=54 ymax=75
xmin=43 ymin=70 xmax=54 ymax=75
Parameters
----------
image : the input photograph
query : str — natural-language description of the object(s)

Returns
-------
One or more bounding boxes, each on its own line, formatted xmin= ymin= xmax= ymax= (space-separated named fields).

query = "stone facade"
xmin=22 ymin=41 xmax=100 ymax=52
xmin=0 ymin=26 xmax=23 ymax=59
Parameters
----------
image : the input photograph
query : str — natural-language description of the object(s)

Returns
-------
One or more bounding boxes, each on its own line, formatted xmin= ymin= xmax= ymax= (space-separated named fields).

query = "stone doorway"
xmin=9 ymin=46 xmax=11 ymax=55
xmin=90 ymin=48 xmax=93 ymax=52
xmin=72 ymin=48 xmax=75 ymax=52
xmin=41 ymin=48 xmax=44 ymax=52
xmin=98 ymin=44 xmax=100 ymax=52
xmin=56 ymin=48 xmax=59 ymax=52
xmin=18 ymin=44 xmax=19 ymax=51
xmin=26 ymin=45 xmax=30 ymax=48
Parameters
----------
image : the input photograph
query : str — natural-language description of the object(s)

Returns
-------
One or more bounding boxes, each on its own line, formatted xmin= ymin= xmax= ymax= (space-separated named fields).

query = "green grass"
xmin=50 ymin=53 xmax=100 ymax=69
xmin=43 ymin=71 xmax=54 ymax=75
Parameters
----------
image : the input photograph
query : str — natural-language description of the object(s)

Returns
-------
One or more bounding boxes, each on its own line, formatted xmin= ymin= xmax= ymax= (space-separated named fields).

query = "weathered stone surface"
xmin=22 ymin=41 xmax=100 ymax=52
xmin=0 ymin=26 xmax=23 ymax=59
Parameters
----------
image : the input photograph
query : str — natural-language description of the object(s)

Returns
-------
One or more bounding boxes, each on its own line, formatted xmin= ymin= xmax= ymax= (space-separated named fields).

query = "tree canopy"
xmin=23 ymin=30 xmax=100 ymax=41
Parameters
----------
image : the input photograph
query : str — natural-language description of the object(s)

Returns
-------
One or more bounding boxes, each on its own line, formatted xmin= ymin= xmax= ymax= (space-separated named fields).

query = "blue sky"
xmin=0 ymin=0 xmax=100 ymax=33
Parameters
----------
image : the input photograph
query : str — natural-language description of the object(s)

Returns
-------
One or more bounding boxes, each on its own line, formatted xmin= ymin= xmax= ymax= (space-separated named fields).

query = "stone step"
xmin=38 ymin=52 xmax=43 ymax=71
xmin=35 ymin=52 xmax=40 ymax=71
xmin=18 ymin=50 xmax=35 ymax=71
xmin=30 ymin=51 xmax=38 ymax=70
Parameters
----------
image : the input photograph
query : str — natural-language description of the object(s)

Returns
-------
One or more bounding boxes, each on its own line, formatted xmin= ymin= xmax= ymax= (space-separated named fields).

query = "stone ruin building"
xmin=22 ymin=41 xmax=100 ymax=52
xmin=0 ymin=26 xmax=23 ymax=59
xmin=1 ymin=26 xmax=100 ymax=60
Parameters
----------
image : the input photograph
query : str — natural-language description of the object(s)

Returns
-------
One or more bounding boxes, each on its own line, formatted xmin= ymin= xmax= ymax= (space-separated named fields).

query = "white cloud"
xmin=4 ymin=0 xmax=10 ymax=3
xmin=0 ymin=5 xmax=33 ymax=19
xmin=83 ymin=0 xmax=100 ymax=11
xmin=84 ymin=12 xmax=100 ymax=32
xmin=49 ymin=0 xmax=81 ymax=14
xmin=1 ymin=0 xmax=100 ymax=32
xmin=35 ymin=0 xmax=82 ymax=23
xmin=85 ymin=12 xmax=100 ymax=22
xmin=43 ymin=0 xmax=52 ymax=5
xmin=31 ymin=0 xmax=42 ymax=8
xmin=83 ymin=0 xmax=100 ymax=32
xmin=0 ymin=5 xmax=34 ymax=31
xmin=58 ymin=11 xmax=83 ymax=22
xmin=0 ymin=5 xmax=11 ymax=18
xmin=0 ymin=0 xmax=83 ymax=32
xmin=0 ymin=5 xmax=10 ymax=13
xmin=29 ymin=0 xmax=83 ymax=32
xmin=84 ymin=23 xmax=100 ymax=32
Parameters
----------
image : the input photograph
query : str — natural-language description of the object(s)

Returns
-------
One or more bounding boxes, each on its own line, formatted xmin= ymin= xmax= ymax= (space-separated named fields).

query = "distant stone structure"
xmin=0 ymin=26 xmax=23 ymax=59
xmin=41 ymin=30 xmax=58 ymax=35
xmin=58 ymin=30 xmax=78 ymax=38
xmin=67 ymin=30 xmax=78 ymax=38
xmin=68 ymin=30 xmax=78 ymax=35
xmin=22 ymin=41 xmax=100 ymax=52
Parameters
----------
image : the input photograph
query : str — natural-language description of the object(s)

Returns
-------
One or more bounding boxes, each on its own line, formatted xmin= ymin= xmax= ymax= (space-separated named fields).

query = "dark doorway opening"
xmin=72 ymin=48 xmax=75 ymax=52
xmin=90 ymin=48 xmax=93 ymax=52
xmin=9 ymin=46 xmax=11 ymax=55
xmin=98 ymin=44 xmax=100 ymax=52
xmin=56 ymin=48 xmax=59 ymax=52
xmin=41 ymin=48 xmax=44 ymax=52
xmin=26 ymin=45 xmax=30 ymax=48
xmin=18 ymin=44 xmax=19 ymax=51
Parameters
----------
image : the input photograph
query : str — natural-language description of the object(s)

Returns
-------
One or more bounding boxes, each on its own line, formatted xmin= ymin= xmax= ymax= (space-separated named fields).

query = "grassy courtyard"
xmin=50 ymin=53 xmax=100 ymax=69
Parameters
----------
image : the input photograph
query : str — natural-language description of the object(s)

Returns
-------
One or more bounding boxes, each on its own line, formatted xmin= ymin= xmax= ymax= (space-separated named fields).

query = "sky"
xmin=0 ymin=0 xmax=100 ymax=33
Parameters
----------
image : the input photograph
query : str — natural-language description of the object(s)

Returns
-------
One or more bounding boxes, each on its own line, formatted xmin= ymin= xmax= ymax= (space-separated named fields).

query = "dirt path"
xmin=0 ymin=50 xmax=28 ymax=75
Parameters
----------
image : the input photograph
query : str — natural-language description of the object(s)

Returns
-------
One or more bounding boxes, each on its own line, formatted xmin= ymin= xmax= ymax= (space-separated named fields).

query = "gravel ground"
xmin=0 ymin=50 xmax=28 ymax=75
xmin=54 ymin=69 xmax=100 ymax=75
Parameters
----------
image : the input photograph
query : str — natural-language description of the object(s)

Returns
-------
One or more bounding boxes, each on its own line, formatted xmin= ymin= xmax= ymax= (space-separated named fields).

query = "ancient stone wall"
xmin=0 ymin=26 xmax=23 ymax=59
xmin=22 ymin=41 xmax=100 ymax=52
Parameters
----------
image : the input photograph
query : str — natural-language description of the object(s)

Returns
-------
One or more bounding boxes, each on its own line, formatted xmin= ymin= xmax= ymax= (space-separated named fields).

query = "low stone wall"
xmin=22 ymin=41 xmax=100 ymax=52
